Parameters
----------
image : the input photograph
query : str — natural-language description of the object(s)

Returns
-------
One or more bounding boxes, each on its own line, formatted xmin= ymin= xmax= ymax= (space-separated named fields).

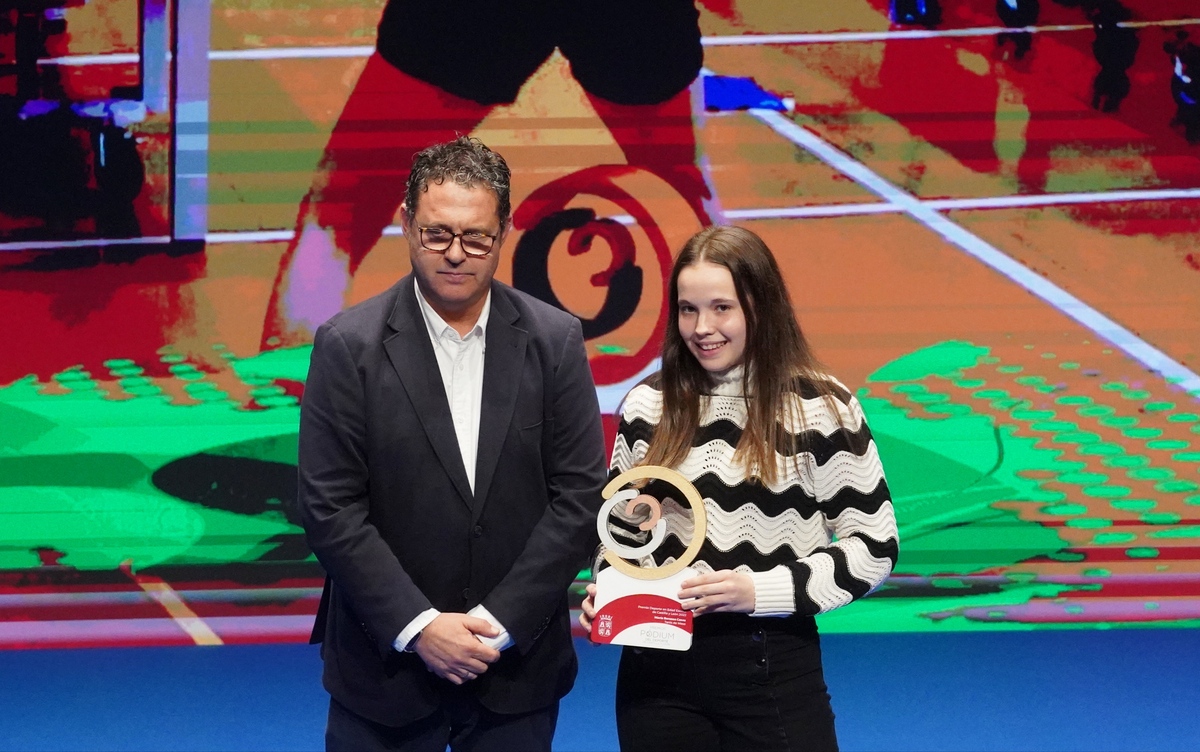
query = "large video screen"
xmin=1 ymin=0 xmax=1198 ymax=648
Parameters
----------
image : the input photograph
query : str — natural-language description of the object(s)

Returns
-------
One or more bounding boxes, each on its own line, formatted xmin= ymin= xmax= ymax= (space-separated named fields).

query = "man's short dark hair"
xmin=404 ymin=136 xmax=512 ymax=226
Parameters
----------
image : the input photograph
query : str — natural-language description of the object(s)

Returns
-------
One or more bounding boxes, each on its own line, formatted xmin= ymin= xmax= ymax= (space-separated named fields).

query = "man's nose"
xmin=443 ymin=237 xmax=468 ymax=263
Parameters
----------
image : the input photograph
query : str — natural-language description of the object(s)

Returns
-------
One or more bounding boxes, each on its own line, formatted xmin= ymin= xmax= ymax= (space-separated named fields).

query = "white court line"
xmin=207 ymin=45 xmax=374 ymax=61
xmin=38 ymin=52 xmax=140 ymax=66
xmin=0 ymin=235 xmax=172 ymax=253
xmin=727 ymin=204 xmax=902 ymax=220
xmin=723 ymin=186 xmax=1200 ymax=221
xmin=203 ymin=216 xmax=644 ymax=244
xmin=36 ymin=17 xmax=1200 ymax=67
xmin=701 ymin=18 xmax=1200 ymax=46
xmin=748 ymin=107 xmax=1200 ymax=397
xmin=193 ymin=184 xmax=1200 ymax=246
xmin=927 ymin=188 xmax=1200 ymax=211
xmin=204 ymin=230 xmax=293 ymax=244
xmin=15 ymin=185 xmax=1195 ymax=253
xmin=203 ymin=225 xmax=404 ymax=245
xmin=705 ymin=25 xmax=1088 ymax=46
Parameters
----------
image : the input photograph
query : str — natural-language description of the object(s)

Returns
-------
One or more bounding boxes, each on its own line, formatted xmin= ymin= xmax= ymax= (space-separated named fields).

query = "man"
xmin=298 ymin=136 xmax=608 ymax=751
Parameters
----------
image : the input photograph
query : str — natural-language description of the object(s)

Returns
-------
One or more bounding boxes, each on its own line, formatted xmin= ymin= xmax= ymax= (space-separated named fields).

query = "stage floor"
xmin=2 ymin=630 xmax=1198 ymax=752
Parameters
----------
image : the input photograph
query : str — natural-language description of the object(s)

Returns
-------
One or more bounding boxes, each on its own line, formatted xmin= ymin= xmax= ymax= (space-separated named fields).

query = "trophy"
xmin=590 ymin=466 xmax=707 ymax=651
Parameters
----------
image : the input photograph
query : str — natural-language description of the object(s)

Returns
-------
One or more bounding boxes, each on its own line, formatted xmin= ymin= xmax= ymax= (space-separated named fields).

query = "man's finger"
xmin=463 ymin=616 xmax=501 ymax=638
xmin=467 ymin=643 xmax=501 ymax=664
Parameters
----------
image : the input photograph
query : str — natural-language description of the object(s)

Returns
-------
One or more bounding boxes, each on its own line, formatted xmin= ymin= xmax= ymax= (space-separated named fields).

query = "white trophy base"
xmin=590 ymin=566 xmax=696 ymax=651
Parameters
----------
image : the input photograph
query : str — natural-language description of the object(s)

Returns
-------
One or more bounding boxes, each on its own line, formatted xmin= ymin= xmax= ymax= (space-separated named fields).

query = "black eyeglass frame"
xmin=415 ymin=226 xmax=499 ymax=258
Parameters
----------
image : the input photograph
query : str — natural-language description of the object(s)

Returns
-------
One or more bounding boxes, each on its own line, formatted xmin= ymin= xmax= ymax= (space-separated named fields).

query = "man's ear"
xmin=399 ymin=203 xmax=411 ymax=232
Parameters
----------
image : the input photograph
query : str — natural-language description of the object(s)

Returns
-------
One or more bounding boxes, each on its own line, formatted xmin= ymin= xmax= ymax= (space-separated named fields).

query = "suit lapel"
xmin=472 ymin=286 xmax=527 ymax=519
xmin=383 ymin=277 xmax=474 ymax=509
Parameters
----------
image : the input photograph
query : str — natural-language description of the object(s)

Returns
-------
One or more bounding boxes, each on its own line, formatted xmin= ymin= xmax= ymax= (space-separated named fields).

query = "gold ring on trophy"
xmin=598 ymin=466 xmax=708 ymax=580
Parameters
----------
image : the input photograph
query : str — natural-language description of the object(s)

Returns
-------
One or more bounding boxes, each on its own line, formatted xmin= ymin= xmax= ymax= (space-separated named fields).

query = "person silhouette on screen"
xmin=579 ymin=226 xmax=899 ymax=752
xmin=996 ymin=0 xmax=1039 ymax=61
xmin=1088 ymin=0 xmax=1138 ymax=113
xmin=261 ymin=0 xmax=718 ymax=350
xmin=1165 ymin=31 xmax=1200 ymax=142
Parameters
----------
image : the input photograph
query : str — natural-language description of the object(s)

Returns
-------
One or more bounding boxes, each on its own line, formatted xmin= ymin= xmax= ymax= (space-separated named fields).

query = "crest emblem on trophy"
xmin=591 ymin=466 xmax=708 ymax=651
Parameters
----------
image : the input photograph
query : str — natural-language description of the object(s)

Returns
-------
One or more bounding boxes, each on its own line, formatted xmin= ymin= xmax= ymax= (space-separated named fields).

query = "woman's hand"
xmin=678 ymin=570 xmax=755 ymax=615
xmin=578 ymin=583 xmax=598 ymax=634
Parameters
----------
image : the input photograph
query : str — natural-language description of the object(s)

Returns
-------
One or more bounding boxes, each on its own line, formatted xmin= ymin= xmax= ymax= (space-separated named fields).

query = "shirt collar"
xmin=414 ymin=282 xmax=491 ymax=342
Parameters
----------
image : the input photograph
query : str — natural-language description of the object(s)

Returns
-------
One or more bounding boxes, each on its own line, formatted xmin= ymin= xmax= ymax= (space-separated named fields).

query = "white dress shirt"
xmin=394 ymin=284 xmax=513 ymax=654
xmin=418 ymin=284 xmax=489 ymax=493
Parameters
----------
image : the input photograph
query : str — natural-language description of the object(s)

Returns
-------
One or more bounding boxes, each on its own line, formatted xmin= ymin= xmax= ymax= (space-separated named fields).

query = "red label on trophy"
xmin=591 ymin=566 xmax=696 ymax=650
xmin=590 ymin=466 xmax=708 ymax=652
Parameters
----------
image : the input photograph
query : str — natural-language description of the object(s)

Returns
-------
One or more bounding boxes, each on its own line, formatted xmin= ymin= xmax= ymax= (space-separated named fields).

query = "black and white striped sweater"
xmin=606 ymin=367 xmax=899 ymax=617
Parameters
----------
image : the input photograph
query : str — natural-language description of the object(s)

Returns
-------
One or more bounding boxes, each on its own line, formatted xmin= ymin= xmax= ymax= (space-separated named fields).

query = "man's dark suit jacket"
xmin=298 ymin=275 xmax=608 ymax=727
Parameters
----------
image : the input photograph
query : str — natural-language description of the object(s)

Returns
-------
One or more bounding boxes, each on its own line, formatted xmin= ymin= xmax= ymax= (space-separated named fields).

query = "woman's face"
xmin=676 ymin=261 xmax=747 ymax=374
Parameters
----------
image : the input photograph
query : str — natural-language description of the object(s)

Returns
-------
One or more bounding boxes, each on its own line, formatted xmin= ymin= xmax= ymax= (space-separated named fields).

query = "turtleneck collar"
xmin=707 ymin=364 xmax=746 ymax=397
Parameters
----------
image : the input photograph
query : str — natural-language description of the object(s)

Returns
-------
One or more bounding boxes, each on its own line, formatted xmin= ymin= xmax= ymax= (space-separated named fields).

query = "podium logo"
xmin=597 ymin=614 xmax=613 ymax=637
xmin=637 ymin=627 xmax=672 ymax=647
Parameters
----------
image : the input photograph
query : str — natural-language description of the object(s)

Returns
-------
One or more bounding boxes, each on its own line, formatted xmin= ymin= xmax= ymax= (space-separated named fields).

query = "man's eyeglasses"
xmin=416 ymin=227 xmax=497 ymax=258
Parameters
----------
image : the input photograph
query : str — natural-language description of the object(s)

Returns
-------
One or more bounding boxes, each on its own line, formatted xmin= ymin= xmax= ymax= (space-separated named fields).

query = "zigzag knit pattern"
xmin=606 ymin=373 xmax=900 ymax=617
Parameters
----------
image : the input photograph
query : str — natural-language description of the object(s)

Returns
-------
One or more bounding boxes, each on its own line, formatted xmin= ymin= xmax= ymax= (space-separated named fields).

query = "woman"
xmin=581 ymin=225 xmax=899 ymax=751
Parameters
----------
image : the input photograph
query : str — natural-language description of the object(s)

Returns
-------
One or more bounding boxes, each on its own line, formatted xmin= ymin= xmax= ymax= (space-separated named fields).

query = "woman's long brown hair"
xmin=641 ymin=226 xmax=840 ymax=485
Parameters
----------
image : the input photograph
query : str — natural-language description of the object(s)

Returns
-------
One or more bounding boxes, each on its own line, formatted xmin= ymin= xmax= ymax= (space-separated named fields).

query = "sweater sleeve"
xmin=783 ymin=392 xmax=899 ymax=616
